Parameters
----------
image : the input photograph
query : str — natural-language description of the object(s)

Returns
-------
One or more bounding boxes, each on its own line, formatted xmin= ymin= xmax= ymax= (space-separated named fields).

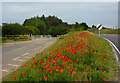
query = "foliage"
xmin=23 ymin=18 xmax=46 ymax=35
xmin=2 ymin=23 xmax=25 ymax=36
xmin=24 ymin=26 xmax=40 ymax=35
xmin=48 ymin=26 xmax=69 ymax=37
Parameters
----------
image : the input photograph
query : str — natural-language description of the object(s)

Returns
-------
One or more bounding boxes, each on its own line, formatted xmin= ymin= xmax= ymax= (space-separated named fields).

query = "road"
xmin=1 ymin=38 xmax=57 ymax=79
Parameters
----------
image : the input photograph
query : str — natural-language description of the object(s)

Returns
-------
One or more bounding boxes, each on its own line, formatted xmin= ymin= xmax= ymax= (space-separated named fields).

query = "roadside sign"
xmin=98 ymin=26 xmax=102 ymax=30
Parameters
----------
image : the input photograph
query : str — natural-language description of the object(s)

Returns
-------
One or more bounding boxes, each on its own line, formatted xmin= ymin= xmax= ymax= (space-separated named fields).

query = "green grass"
xmin=89 ymin=29 xmax=120 ymax=35
xmin=3 ymin=31 xmax=118 ymax=82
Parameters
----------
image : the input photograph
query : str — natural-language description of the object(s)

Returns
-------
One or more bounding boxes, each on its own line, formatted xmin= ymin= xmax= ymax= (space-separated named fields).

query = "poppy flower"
xmin=14 ymin=77 xmax=16 ymax=80
xmin=98 ymin=61 xmax=100 ymax=63
xmin=99 ymin=67 xmax=103 ymax=70
xmin=22 ymin=73 xmax=25 ymax=76
xmin=74 ymin=68 xmax=76 ymax=70
xmin=72 ymin=71 xmax=76 ymax=77
xmin=30 ymin=66 xmax=32 ymax=69
xmin=44 ymin=76 xmax=47 ymax=81
xmin=91 ymin=63 xmax=93 ymax=65
xmin=39 ymin=69 xmax=41 ymax=72
xmin=104 ymin=71 xmax=107 ymax=73
xmin=69 ymin=70 xmax=72 ymax=72
xmin=24 ymin=65 xmax=26 ymax=67
xmin=103 ymin=78 xmax=106 ymax=81
xmin=60 ymin=69 xmax=63 ymax=73
xmin=76 ymin=59 xmax=78 ymax=62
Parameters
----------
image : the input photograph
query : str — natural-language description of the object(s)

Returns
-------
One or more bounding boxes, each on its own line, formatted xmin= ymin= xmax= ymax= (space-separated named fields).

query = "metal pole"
xmin=99 ymin=30 xmax=100 ymax=37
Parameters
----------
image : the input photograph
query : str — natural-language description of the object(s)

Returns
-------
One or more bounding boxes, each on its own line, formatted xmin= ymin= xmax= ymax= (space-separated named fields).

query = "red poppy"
xmin=69 ymin=70 xmax=72 ymax=72
xmin=60 ymin=69 xmax=63 ymax=73
xmin=74 ymin=68 xmax=76 ymax=70
xmin=14 ymin=77 xmax=16 ymax=80
xmin=98 ymin=61 xmax=100 ymax=63
xmin=30 ymin=66 xmax=32 ymax=69
xmin=44 ymin=76 xmax=47 ymax=81
xmin=79 ymin=78 xmax=81 ymax=79
xmin=104 ymin=71 xmax=107 ymax=73
xmin=32 ymin=57 xmax=35 ymax=59
xmin=72 ymin=71 xmax=76 ymax=77
xmin=91 ymin=63 xmax=93 ymax=65
xmin=103 ymin=78 xmax=106 ymax=81
xmin=24 ymin=65 xmax=26 ymax=67
xmin=39 ymin=69 xmax=41 ymax=72
xmin=34 ymin=65 xmax=38 ymax=68
xmin=22 ymin=73 xmax=25 ymax=76
xmin=80 ymin=53 xmax=83 ymax=55
xmin=76 ymin=59 xmax=78 ymax=62
xmin=99 ymin=67 xmax=103 ymax=70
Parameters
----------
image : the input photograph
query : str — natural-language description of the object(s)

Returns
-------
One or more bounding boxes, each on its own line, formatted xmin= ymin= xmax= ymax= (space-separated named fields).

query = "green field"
xmin=88 ymin=29 xmax=120 ymax=35
xmin=3 ymin=31 xmax=118 ymax=82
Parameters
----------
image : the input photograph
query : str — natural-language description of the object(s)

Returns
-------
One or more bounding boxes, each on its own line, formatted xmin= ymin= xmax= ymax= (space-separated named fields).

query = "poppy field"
xmin=4 ymin=31 xmax=118 ymax=82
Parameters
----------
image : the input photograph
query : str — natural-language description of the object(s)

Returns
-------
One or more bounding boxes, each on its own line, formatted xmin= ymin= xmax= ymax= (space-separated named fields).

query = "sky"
xmin=2 ymin=2 xmax=118 ymax=28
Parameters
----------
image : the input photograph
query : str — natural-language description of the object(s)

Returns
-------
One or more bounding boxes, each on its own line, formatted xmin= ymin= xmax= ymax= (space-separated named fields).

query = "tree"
xmin=24 ymin=26 xmax=40 ymax=35
xmin=23 ymin=18 xmax=46 ymax=35
xmin=2 ymin=23 xmax=25 ymax=36
xmin=48 ymin=26 xmax=69 ymax=37
xmin=80 ymin=22 xmax=89 ymax=30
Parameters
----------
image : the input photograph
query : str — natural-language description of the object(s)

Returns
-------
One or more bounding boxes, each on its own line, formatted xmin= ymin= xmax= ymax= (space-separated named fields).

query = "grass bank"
xmin=88 ymin=29 xmax=120 ymax=35
xmin=3 ymin=31 xmax=118 ymax=82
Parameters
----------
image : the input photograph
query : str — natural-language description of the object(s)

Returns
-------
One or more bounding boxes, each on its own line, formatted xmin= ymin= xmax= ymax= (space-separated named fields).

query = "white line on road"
xmin=17 ymin=60 xmax=24 ymax=62
xmin=103 ymin=38 xmax=120 ymax=61
xmin=22 ymin=53 xmax=29 ymax=56
xmin=25 ymin=56 xmax=32 ymax=58
xmin=7 ymin=64 xmax=18 ymax=67
xmin=13 ymin=57 xmax=20 ymax=61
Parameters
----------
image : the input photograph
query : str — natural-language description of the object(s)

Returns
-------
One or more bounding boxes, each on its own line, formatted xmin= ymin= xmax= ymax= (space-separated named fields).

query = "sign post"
xmin=96 ymin=24 xmax=102 ymax=37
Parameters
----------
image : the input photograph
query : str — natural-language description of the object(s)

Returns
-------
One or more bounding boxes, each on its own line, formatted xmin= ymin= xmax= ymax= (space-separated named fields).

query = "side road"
xmin=1 ymin=38 xmax=57 ymax=80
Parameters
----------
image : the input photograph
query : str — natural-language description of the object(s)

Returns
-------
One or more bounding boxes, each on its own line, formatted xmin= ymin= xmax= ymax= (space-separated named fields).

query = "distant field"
xmin=3 ymin=31 xmax=118 ymax=82
xmin=88 ymin=29 xmax=120 ymax=35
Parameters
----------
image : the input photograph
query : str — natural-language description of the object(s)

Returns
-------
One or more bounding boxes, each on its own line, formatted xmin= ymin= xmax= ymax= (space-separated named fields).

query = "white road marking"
xmin=17 ymin=60 xmax=24 ymax=62
xmin=22 ymin=53 xmax=29 ymax=56
xmin=7 ymin=64 xmax=18 ymax=67
xmin=13 ymin=57 xmax=20 ymax=61
xmin=103 ymin=38 xmax=119 ymax=61
xmin=0 ymin=69 xmax=9 ymax=72
xmin=25 ymin=56 xmax=32 ymax=58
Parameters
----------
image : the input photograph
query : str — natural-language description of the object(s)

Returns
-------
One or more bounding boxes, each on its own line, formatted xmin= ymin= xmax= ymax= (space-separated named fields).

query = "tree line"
xmin=2 ymin=15 xmax=92 ymax=37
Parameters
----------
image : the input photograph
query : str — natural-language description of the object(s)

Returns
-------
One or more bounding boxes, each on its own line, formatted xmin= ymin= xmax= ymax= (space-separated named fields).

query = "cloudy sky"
xmin=2 ymin=2 xmax=118 ymax=28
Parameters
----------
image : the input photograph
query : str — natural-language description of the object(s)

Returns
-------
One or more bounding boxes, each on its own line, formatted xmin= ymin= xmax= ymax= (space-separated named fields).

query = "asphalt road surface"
xmin=1 ymin=38 xmax=57 ymax=80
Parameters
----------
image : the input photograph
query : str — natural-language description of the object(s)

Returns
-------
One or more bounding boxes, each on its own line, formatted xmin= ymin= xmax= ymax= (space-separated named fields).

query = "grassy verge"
xmin=3 ymin=31 xmax=118 ymax=82
xmin=89 ymin=29 xmax=120 ymax=35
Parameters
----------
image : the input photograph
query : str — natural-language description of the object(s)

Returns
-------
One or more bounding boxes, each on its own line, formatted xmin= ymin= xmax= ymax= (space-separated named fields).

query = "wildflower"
xmin=76 ymin=59 xmax=78 ymax=62
xmin=80 ymin=53 xmax=83 ymax=55
xmin=39 ymin=69 xmax=41 ymax=72
xmin=24 ymin=65 xmax=26 ymax=67
xmin=74 ymin=68 xmax=76 ymax=70
xmin=98 ymin=61 xmax=100 ymax=63
xmin=60 ymin=69 xmax=63 ymax=73
xmin=99 ymin=67 xmax=103 ymax=70
xmin=72 ymin=71 xmax=76 ymax=77
xmin=103 ymin=78 xmax=106 ymax=81
xmin=91 ymin=63 xmax=93 ymax=65
xmin=22 ymin=73 xmax=25 ymax=76
xmin=69 ymin=70 xmax=72 ymax=72
xmin=14 ymin=77 xmax=16 ymax=80
xmin=34 ymin=65 xmax=38 ymax=68
xmin=44 ymin=76 xmax=47 ymax=81
xmin=104 ymin=71 xmax=107 ymax=73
